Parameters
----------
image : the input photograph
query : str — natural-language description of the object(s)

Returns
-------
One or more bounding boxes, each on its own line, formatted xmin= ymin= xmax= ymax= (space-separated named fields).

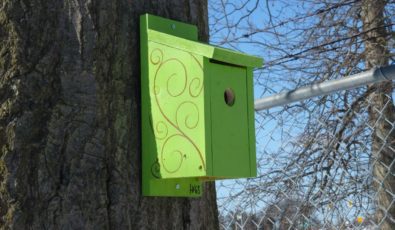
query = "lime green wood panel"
xmin=147 ymin=30 xmax=262 ymax=68
xmin=148 ymin=42 xmax=207 ymax=179
xmin=141 ymin=14 xmax=203 ymax=197
xmin=140 ymin=14 xmax=198 ymax=41
xmin=141 ymin=14 xmax=261 ymax=197
xmin=208 ymin=63 xmax=253 ymax=177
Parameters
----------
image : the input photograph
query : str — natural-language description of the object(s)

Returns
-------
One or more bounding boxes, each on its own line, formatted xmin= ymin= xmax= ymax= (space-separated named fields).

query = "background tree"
xmin=362 ymin=1 xmax=395 ymax=228
xmin=0 ymin=0 xmax=218 ymax=229
xmin=211 ymin=0 xmax=394 ymax=228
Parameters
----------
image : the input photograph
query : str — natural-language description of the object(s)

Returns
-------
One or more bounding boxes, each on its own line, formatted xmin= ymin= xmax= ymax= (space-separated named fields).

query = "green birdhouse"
xmin=140 ymin=14 xmax=262 ymax=197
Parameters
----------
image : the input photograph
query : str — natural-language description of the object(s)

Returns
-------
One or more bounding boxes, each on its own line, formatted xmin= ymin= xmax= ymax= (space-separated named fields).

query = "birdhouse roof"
xmin=141 ymin=14 xmax=263 ymax=68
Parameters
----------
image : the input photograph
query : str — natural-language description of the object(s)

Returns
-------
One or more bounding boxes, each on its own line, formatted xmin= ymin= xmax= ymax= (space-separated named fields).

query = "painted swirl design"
xmin=150 ymin=48 xmax=205 ymax=175
xmin=151 ymin=159 xmax=161 ymax=179
xmin=176 ymin=101 xmax=200 ymax=130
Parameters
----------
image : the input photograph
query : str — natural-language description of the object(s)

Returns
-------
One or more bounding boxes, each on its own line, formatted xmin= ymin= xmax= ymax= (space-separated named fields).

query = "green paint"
xmin=209 ymin=63 xmax=251 ymax=177
xmin=147 ymin=30 xmax=262 ymax=67
xmin=140 ymin=14 xmax=262 ymax=197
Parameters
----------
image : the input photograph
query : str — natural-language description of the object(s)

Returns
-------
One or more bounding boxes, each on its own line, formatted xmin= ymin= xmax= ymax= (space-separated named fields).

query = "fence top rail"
xmin=254 ymin=65 xmax=395 ymax=111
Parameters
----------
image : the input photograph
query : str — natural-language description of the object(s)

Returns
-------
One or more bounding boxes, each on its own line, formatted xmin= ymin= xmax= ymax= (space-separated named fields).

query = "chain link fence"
xmin=217 ymin=81 xmax=395 ymax=229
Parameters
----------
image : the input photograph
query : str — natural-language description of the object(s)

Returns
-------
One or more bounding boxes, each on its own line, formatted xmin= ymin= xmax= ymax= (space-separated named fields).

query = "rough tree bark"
xmin=362 ymin=0 xmax=395 ymax=228
xmin=0 ymin=0 xmax=218 ymax=229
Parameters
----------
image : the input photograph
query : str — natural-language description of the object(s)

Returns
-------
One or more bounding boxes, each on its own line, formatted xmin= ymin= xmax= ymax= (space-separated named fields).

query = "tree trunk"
xmin=361 ymin=0 xmax=395 ymax=228
xmin=0 ymin=0 xmax=218 ymax=229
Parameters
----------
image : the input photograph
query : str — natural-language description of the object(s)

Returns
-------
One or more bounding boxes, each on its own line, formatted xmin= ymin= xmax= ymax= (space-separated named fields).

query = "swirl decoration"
xmin=176 ymin=101 xmax=200 ymax=130
xmin=151 ymin=159 xmax=161 ymax=179
xmin=154 ymin=121 xmax=168 ymax=140
xmin=150 ymin=48 xmax=205 ymax=175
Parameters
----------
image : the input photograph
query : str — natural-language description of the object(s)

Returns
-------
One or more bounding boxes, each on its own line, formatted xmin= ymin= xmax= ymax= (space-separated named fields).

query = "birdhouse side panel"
xmin=147 ymin=41 xmax=207 ymax=178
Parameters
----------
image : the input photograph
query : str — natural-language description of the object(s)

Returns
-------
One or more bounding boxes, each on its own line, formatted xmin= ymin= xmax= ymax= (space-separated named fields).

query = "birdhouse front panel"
xmin=147 ymin=41 xmax=208 ymax=179
xmin=208 ymin=62 xmax=252 ymax=178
